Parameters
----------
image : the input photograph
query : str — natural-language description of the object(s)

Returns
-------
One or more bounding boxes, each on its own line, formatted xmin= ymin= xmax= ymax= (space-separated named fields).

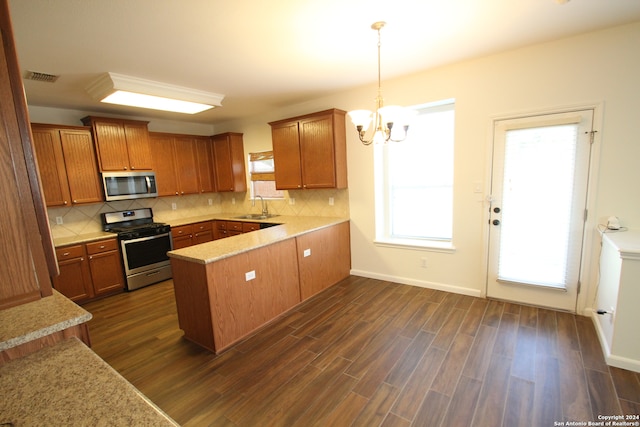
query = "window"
xmin=374 ymin=100 xmax=455 ymax=250
xmin=249 ymin=151 xmax=284 ymax=200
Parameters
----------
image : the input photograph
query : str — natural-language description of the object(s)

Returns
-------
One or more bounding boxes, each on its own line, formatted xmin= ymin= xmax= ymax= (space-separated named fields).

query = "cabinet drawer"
xmin=56 ymin=245 xmax=84 ymax=260
xmin=86 ymin=239 xmax=118 ymax=255
xmin=242 ymin=222 xmax=261 ymax=233
xmin=172 ymin=225 xmax=192 ymax=238
xmin=227 ymin=221 xmax=243 ymax=232
xmin=193 ymin=221 xmax=212 ymax=232
xmin=215 ymin=221 xmax=227 ymax=230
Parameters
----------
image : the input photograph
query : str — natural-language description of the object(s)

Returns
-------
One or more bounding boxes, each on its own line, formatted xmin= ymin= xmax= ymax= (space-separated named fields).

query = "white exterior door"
xmin=486 ymin=109 xmax=594 ymax=311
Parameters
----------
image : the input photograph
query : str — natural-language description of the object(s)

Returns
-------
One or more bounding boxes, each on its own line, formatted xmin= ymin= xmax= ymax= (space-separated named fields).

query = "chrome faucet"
xmin=253 ymin=195 xmax=268 ymax=216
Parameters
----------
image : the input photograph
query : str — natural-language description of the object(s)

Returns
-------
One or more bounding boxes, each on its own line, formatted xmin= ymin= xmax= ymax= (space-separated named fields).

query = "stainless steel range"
xmin=102 ymin=208 xmax=173 ymax=291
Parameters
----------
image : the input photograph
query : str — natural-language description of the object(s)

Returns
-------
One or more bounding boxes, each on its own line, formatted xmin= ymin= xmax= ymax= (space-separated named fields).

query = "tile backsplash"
xmin=48 ymin=189 xmax=349 ymax=239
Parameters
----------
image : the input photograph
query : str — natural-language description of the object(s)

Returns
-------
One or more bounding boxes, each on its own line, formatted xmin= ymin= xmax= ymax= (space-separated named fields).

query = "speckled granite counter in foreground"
xmin=167 ymin=215 xmax=349 ymax=264
xmin=0 ymin=337 xmax=179 ymax=426
xmin=0 ymin=290 xmax=91 ymax=351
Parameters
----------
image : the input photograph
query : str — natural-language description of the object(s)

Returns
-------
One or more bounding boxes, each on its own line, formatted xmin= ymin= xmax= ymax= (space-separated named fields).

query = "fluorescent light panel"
xmin=87 ymin=72 xmax=224 ymax=114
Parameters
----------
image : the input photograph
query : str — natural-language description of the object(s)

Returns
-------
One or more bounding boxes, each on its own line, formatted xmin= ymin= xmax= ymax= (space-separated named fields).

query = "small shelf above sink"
xmin=234 ymin=214 xmax=279 ymax=220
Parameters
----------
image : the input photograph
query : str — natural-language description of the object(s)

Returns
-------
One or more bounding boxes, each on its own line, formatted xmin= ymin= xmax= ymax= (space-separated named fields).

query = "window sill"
xmin=374 ymin=238 xmax=456 ymax=254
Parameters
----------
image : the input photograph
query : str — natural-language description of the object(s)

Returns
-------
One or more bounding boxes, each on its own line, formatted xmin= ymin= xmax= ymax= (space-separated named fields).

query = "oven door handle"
xmin=120 ymin=232 xmax=172 ymax=245
xmin=145 ymin=176 xmax=152 ymax=194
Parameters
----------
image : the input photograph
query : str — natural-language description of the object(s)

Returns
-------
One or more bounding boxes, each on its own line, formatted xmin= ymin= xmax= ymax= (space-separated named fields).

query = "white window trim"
xmin=373 ymin=99 xmax=456 ymax=253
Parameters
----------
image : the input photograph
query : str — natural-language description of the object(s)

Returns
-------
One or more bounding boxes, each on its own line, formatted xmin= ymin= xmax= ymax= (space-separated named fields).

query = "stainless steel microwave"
xmin=102 ymin=171 xmax=158 ymax=201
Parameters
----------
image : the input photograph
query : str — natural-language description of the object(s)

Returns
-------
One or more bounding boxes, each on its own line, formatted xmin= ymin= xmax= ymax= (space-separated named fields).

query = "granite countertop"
xmin=53 ymin=231 xmax=117 ymax=248
xmin=167 ymin=215 xmax=349 ymax=264
xmin=0 ymin=290 xmax=91 ymax=351
xmin=0 ymin=337 xmax=179 ymax=426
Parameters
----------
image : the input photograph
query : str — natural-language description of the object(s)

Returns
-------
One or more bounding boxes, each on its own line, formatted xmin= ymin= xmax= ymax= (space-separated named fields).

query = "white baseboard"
xmin=349 ymin=269 xmax=482 ymax=298
xmin=590 ymin=309 xmax=640 ymax=373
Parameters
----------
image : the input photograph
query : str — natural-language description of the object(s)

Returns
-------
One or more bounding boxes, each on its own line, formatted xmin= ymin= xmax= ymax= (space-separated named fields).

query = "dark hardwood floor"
xmin=83 ymin=276 xmax=640 ymax=426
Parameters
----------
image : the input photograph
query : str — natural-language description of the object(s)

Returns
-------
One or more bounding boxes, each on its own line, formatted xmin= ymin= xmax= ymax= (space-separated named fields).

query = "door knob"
xmin=492 ymin=219 xmax=500 ymax=226
xmin=493 ymin=207 xmax=501 ymax=213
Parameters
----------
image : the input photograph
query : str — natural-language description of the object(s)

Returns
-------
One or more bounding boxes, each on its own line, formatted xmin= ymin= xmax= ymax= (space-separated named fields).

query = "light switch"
xmin=303 ymin=248 xmax=311 ymax=257
xmin=245 ymin=270 xmax=256 ymax=281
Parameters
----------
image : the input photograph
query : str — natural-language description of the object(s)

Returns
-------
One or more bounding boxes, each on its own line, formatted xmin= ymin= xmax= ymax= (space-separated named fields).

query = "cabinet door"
xmin=299 ymin=113 xmax=336 ymax=188
xmin=172 ymin=224 xmax=193 ymax=249
xmin=92 ymin=120 xmax=129 ymax=171
xmin=196 ymin=137 xmax=215 ymax=193
xmin=212 ymin=133 xmax=247 ymax=192
xmin=271 ymin=121 xmax=302 ymax=190
xmin=123 ymin=121 xmax=153 ymax=170
xmin=174 ymin=136 xmax=200 ymax=195
xmin=150 ymin=133 xmax=180 ymax=197
xmin=31 ymin=126 xmax=71 ymax=207
xmin=53 ymin=246 xmax=93 ymax=302
xmin=59 ymin=129 xmax=103 ymax=204
xmin=88 ymin=250 xmax=125 ymax=295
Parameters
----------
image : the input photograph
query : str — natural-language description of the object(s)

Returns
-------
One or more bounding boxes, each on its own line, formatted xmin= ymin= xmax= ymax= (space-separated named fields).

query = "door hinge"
xmin=585 ymin=130 xmax=598 ymax=144
xmin=577 ymin=280 xmax=581 ymax=294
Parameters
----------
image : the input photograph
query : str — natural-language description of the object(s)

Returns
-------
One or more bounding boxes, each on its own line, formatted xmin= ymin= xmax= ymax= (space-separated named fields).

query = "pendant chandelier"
xmin=348 ymin=22 xmax=414 ymax=145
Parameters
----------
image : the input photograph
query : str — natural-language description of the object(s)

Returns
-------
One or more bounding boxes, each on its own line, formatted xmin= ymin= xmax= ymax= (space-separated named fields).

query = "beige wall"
xmin=216 ymin=21 xmax=640 ymax=315
xmin=31 ymin=21 xmax=640 ymax=315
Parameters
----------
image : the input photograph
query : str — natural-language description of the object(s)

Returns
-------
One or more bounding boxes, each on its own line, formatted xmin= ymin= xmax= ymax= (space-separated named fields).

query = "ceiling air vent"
xmin=24 ymin=70 xmax=59 ymax=83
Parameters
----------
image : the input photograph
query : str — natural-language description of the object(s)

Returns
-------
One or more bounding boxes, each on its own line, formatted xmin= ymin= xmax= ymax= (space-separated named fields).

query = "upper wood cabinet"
xmin=211 ymin=132 xmax=247 ymax=192
xmin=31 ymin=124 xmax=103 ymax=207
xmin=150 ymin=132 xmax=212 ymax=196
xmin=0 ymin=2 xmax=55 ymax=309
xmin=81 ymin=116 xmax=153 ymax=171
xmin=269 ymin=109 xmax=347 ymax=190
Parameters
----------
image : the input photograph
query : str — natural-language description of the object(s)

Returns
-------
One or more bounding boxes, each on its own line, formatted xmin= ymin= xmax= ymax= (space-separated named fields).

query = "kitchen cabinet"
xmin=170 ymin=220 xmax=350 ymax=353
xmin=269 ymin=109 xmax=347 ymax=190
xmin=171 ymin=221 xmax=214 ymax=249
xmin=150 ymin=132 xmax=212 ymax=196
xmin=211 ymin=132 xmax=247 ymax=192
xmin=31 ymin=124 xmax=103 ymax=207
xmin=296 ymin=221 xmax=351 ymax=300
xmin=213 ymin=220 xmax=265 ymax=240
xmin=82 ymin=116 xmax=153 ymax=171
xmin=53 ymin=238 xmax=124 ymax=303
xmin=0 ymin=3 xmax=55 ymax=309
xmin=171 ymin=238 xmax=301 ymax=352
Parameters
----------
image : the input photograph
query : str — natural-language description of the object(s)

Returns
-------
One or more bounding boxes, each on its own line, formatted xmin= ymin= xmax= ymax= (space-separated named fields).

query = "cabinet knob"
xmin=175 ymin=192 xmax=179 ymax=195
xmin=63 ymin=252 xmax=70 ymax=256
xmin=73 ymin=200 xmax=78 ymax=204
xmin=131 ymin=166 xmax=135 ymax=170
xmin=63 ymin=201 xmax=68 ymax=205
xmin=123 ymin=167 xmax=128 ymax=170
xmin=99 ymin=245 xmax=105 ymax=249
xmin=89 ymin=256 xmax=93 ymax=260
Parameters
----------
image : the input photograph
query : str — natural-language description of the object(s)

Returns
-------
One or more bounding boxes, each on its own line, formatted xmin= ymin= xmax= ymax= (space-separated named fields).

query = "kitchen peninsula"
xmin=168 ymin=215 xmax=350 ymax=353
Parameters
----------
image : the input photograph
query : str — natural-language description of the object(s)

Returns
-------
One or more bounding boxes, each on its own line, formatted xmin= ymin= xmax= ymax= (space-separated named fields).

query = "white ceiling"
xmin=8 ymin=0 xmax=640 ymax=125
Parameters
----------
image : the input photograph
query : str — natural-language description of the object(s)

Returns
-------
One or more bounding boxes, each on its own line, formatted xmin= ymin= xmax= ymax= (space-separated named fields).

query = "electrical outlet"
xmin=232 ymin=197 xmax=236 ymax=205
xmin=245 ymin=270 xmax=256 ymax=281
xmin=421 ymin=257 xmax=427 ymax=268
xmin=171 ymin=203 xmax=177 ymax=210
xmin=289 ymin=198 xmax=295 ymax=205
xmin=208 ymin=198 xmax=212 ymax=206
xmin=303 ymin=248 xmax=311 ymax=257
xmin=329 ymin=197 xmax=334 ymax=206
xmin=55 ymin=216 xmax=63 ymax=225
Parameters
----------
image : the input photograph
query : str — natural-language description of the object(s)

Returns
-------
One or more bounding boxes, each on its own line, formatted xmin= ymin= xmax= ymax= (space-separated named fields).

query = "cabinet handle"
xmin=63 ymin=252 xmax=70 ymax=256
xmin=99 ymin=245 xmax=105 ymax=249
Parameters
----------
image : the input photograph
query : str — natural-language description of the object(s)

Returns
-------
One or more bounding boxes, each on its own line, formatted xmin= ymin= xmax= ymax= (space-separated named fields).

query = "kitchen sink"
xmin=234 ymin=214 xmax=279 ymax=220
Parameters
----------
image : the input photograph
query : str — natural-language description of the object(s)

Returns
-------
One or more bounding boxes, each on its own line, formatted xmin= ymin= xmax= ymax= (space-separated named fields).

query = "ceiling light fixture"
xmin=86 ymin=72 xmax=225 ymax=114
xmin=348 ymin=22 xmax=414 ymax=145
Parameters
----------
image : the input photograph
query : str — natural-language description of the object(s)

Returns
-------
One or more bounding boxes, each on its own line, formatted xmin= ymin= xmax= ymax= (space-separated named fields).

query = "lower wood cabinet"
xmin=296 ymin=221 xmax=351 ymax=300
xmin=53 ymin=238 xmax=124 ymax=303
xmin=170 ymin=221 xmax=351 ymax=353
xmin=171 ymin=221 xmax=214 ymax=249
